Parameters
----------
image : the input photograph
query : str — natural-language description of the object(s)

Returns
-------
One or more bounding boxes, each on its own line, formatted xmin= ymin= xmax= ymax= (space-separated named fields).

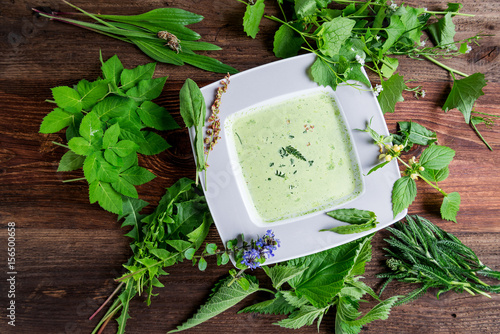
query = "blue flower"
xmin=240 ymin=230 xmax=281 ymax=270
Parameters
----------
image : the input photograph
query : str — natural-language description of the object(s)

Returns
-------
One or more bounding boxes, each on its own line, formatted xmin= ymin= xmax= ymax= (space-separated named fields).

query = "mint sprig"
xmin=40 ymin=54 xmax=179 ymax=214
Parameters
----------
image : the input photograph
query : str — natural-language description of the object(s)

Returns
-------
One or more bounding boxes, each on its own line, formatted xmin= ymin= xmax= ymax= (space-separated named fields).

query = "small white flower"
xmin=351 ymin=47 xmax=355 ymax=52
xmin=373 ymin=84 xmax=383 ymax=96
xmin=375 ymin=35 xmax=380 ymax=41
xmin=423 ymin=7 xmax=428 ymax=12
xmin=421 ymin=90 xmax=426 ymax=98
xmin=420 ymin=40 xmax=426 ymax=48
xmin=466 ymin=45 xmax=472 ymax=53
xmin=389 ymin=1 xmax=398 ymax=10
xmin=355 ymin=54 xmax=365 ymax=66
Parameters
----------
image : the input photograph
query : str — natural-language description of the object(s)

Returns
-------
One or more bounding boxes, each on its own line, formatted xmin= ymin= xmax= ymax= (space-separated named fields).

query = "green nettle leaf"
xmin=76 ymin=79 xmax=110 ymax=109
xmin=68 ymin=137 xmax=93 ymax=156
xmin=275 ymin=305 xmax=326 ymax=329
xmin=326 ymin=208 xmax=376 ymax=224
xmin=79 ymin=111 xmax=103 ymax=147
xmin=242 ymin=0 xmax=265 ymax=39
xmin=120 ymin=165 xmax=156 ymax=186
xmin=381 ymin=15 xmax=405 ymax=53
xmin=397 ymin=121 xmax=437 ymax=147
xmin=103 ymin=123 xmax=121 ymax=149
xmin=89 ymin=180 xmax=123 ymax=214
xmin=427 ymin=12 xmax=456 ymax=50
xmin=136 ymin=131 xmax=170 ymax=155
xmin=169 ymin=276 xmax=259 ymax=333
xmin=442 ymin=73 xmax=487 ymax=123
xmin=40 ymin=108 xmax=75 ymax=133
xmin=57 ymin=151 xmax=85 ymax=172
xmin=94 ymin=96 xmax=138 ymax=121
xmin=120 ymin=62 xmax=156 ymax=91
xmin=420 ymin=167 xmax=449 ymax=183
xmin=441 ymin=192 xmax=461 ymax=222
xmin=262 ymin=265 xmax=308 ymax=290
xmin=238 ymin=293 xmax=296 ymax=315
xmin=101 ymin=54 xmax=124 ymax=86
xmin=112 ymin=176 xmax=139 ymax=198
xmin=273 ymin=23 xmax=304 ymax=58
xmin=126 ymin=77 xmax=167 ymax=102
xmin=378 ymin=73 xmax=406 ymax=114
xmin=137 ymin=101 xmax=179 ymax=131
xmin=392 ymin=176 xmax=417 ymax=217
xmin=51 ymin=86 xmax=82 ymax=113
xmin=419 ymin=145 xmax=455 ymax=170
xmin=318 ymin=17 xmax=356 ymax=57
xmin=343 ymin=295 xmax=399 ymax=327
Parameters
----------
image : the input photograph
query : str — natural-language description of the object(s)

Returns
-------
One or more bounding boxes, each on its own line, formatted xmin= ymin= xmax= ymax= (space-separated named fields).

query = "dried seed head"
xmin=158 ymin=31 xmax=181 ymax=53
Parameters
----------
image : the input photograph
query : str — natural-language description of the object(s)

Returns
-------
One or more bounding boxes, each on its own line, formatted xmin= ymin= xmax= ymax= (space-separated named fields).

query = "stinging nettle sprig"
xmin=378 ymin=215 xmax=500 ymax=306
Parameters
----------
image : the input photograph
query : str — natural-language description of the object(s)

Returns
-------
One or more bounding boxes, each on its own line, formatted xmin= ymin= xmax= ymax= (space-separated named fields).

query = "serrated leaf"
xmin=275 ymin=305 xmax=326 ymax=329
xmin=103 ymin=123 xmax=121 ymax=149
xmin=295 ymin=0 xmax=317 ymax=18
xmin=57 ymin=150 xmax=85 ymax=172
xmin=381 ymin=15 xmax=405 ymax=52
xmin=109 ymin=140 xmax=139 ymax=157
xmin=263 ymin=265 xmax=308 ymax=290
xmin=243 ymin=0 xmax=265 ymax=39
xmin=136 ymin=131 xmax=170 ymax=155
xmin=68 ymin=137 xmax=93 ymax=156
xmin=419 ymin=145 xmax=455 ymax=170
xmin=169 ymin=275 xmax=259 ymax=332
xmin=442 ymin=73 xmax=487 ymax=123
xmin=186 ymin=212 xmax=212 ymax=250
xmin=239 ymin=292 xmax=296 ymax=315
xmin=441 ymin=192 xmax=461 ymax=223
xmin=96 ymin=157 xmax=120 ymax=183
xmin=40 ymin=108 xmax=75 ymax=133
xmin=83 ymin=151 xmax=101 ymax=183
xmin=420 ymin=167 xmax=450 ymax=183
xmin=76 ymin=79 xmax=110 ymax=109
xmin=79 ymin=111 xmax=103 ymax=147
xmin=111 ymin=176 xmax=138 ymax=198
xmin=51 ymin=86 xmax=82 ymax=113
xmin=318 ymin=17 xmax=356 ymax=57
xmin=104 ymin=148 xmax=123 ymax=166
xmin=378 ymin=73 xmax=406 ymax=114
xmin=397 ymin=121 xmax=437 ymax=147
xmin=89 ymin=180 xmax=123 ymax=214
xmin=427 ymin=12 xmax=456 ymax=50
xmin=326 ymin=208 xmax=376 ymax=224
xmin=392 ymin=176 xmax=416 ymax=217
xmin=94 ymin=96 xmax=138 ymax=121
xmin=101 ymin=54 xmax=124 ymax=86
xmin=273 ymin=23 xmax=304 ymax=58
xmin=120 ymin=165 xmax=156 ymax=186
xmin=126 ymin=77 xmax=167 ymax=102
xmin=345 ymin=296 xmax=399 ymax=326
xmin=116 ymin=282 xmax=135 ymax=334
xmin=310 ymin=56 xmax=341 ymax=90
xmin=120 ymin=62 xmax=156 ymax=91
xmin=400 ymin=6 xmax=424 ymax=44
xmin=137 ymin=101 xmax=179 ymax=131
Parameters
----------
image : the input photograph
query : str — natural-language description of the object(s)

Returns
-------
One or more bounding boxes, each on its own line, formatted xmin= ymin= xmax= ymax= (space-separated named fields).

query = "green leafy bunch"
xmin=170 ymin=235 xmax=400 ymax=333
xmin=240 ymin=0 xmax=493 ymax=148
xmin=378 ymin=215 xmax=500 ymax=305
xmin=33 ymin=1 xmax=237 ymax=74
xmin=40 ymin=54 xmax=179 ymax=214
xmin=322 ymin=208 xmax=379 ymax=234
xmin=361 ymin=120 xmax=460 ymax=222
xmin=91 ymin=178 xmax=213 ymax=334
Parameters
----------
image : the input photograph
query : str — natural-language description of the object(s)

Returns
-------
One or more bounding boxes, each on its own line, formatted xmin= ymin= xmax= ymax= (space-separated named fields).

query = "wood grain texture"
xmin=0 ymin=0 xmax=499 ymax=333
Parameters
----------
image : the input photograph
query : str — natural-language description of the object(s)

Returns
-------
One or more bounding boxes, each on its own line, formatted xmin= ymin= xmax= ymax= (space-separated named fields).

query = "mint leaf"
xmin=137 ymin=101 xmax=179 ymax=131
xmin=76 ymin=79 xmax=110 ymax=109
xmin=120 ymin=166 xmax=155 ymax=186
xmin=419 ymin=145 xmax=455 ymax=170
xmin=381 ymin=15 xmax=405 ymax=52
xmin=125 ymin=77 xmax=167 ymax=102
xmin=318 ymin=17 xmax=355 ymax=57
xmin=40 ymin=108 xmax=75 ymax=133
xmin=427 ymin=12 xmax=456 ymax=49
xmin=273 ymin=23 xmax=304 ymax=58
xmin=169 ymin=275 xmax=259 ymax=333
xmin=326 ymin=208 xmax=376 ymax=224
xmin=57 ymin=151 xmax=85 ymax=172
xmin=136 ymin=131 xmax=170 ymax=155
xmin=242 ymin=0 xmax=265 ymax=39
xmin=120 ymin=62 xmax=156 ymax=91
xmin=101 ymin=54 xmax=124 ymax=87
xmin=103 ymin=123 xmax=121 ymax=149
xmin=441 ymin=192 xmax=461 ymax=222
xmin=442 ymin=73 xmax=487 ymax=123
xmin=112 ymin=176 xmax=139 ymax=199
xmin=51 ymin=86 xmax=82 ymax=113
xmin=378 ymin=73 xmax=406 ymax=114
xmin=89 ymin=180 xmax=123 ymax=214
xmin=392 ymin=176 xmax=416 ymax=217
xmin=68 ymin=137 xmax=93 ymax=156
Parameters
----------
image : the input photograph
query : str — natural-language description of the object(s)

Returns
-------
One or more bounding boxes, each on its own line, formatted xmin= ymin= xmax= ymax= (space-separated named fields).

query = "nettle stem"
xmin=422 ymin=55 xmax=469 ymax=78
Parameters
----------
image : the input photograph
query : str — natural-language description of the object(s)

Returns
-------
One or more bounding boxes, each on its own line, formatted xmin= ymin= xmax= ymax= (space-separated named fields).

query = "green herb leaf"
xmin=40 ymin=108 xmax=75 ymax=133
xmin=378 ymin=73 xmax=406 ymax=114
xmin=120 ymin=62 xmax=156 ymax=91
xmin=295 ymin=0 xmax=317 ymax=18
xmin=427 ymin=12 xmax=456 ymax=49
xmin=442 ymin=73 xmax=487 ymax=123
xmin=273 ymin=23 xmax=304 ymax=58
xmin=381 ymin=15 xmax=405 ymax=53
xmin=57 ymin=151 xmax=85 ymax=172
xmin=130 ymin=38 xmax=184 ymax=66
xmin=51 ymin=86 xmax=82 ymax=113
xmin=120 ymin=165 xmax=156 ymax=186
xmin=103 ymin=123 xmax=121 ymax=149
xmin=262 ymin=264 xmax=308 ymax=290
xmin=94 ymin=96 xmax=138 ymax=121
xmin=126 ymin=77 xmax=167 ymax=102
xmin=238 ymin=292 xmax=296 ymax=315
xmin=440 ymin=192 xmax=461 ymax=222
xmin=176 ymin=52 xmax=238 ymax=74
xmin=275 ymin=305 xmax=327 ymax=329
xmin=380 ymin=56 xmax=399 ymax=79
xmin=68 ymin=137 xmax=93 ymax=156
xmin=89 ymin=180 xmax=123 ymax=214
xmin=137 ymin=101 xmax=179 ymax=131
xmin=396 ymin=121 xmax=437 ymax=148
xmin=321 ymin=221 xmax=377 ymax=234
xmin=326 ymin=208 xmax=376 ymax=224
xmin=79 ymin=111 xmax=103 ymax=147
xmin=136 ymin=131 xmax=170 ymax=155
xmin=76 ymin=79 xmax=110 ymax=109
xmin=101 ymin=53 xmax=124 ymax=87
xmin=318 ymin=17 xmax=356 ymax=57
xmin=169 ymin=275 xmax=259 ymax=333
xmin=243 ymin=0 xmax=265 ymax=39
xmin=367 ymin=161 xmax=390 ymax=175
xmin=343 ymin=295 xmax=399 ymax=326
xmin=419 ymin=145 xmax=455 ymax=170
xmin=310 ymin=56 xmax=341 ymax=90
xmin=420 ymin=167 xmax=450 ymax=183
xmin=392 ymin=176 xmax=416 ymax=217
xmin=111 ymin=176 xmax=138 ymax=198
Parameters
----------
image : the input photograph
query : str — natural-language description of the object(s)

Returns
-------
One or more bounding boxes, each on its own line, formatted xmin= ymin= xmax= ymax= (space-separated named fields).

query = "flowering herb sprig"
xmin=360 ymin=120 xmax=461 ymax=222
xmin=204 ymin=74 xmax=230 ymax=160
xmin=238 ymin=0 xmax=495 ymax=149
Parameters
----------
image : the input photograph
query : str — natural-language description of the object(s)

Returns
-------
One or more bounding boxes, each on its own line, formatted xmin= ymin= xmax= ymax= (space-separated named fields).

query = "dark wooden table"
xmin=1 ymin=1 xmax=499 ymax=333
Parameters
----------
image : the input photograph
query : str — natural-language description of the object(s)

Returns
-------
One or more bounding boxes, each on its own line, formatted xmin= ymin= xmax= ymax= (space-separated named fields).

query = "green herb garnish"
xmin=33 ymin=1 xmax=237 ymax=74
xmin=378 ymin=215 xmax=500 ymax=305
xmin=321 ymin=208 xmax=379 ymax=234
xmin=40 ymin=54 xmax=178 ymax=214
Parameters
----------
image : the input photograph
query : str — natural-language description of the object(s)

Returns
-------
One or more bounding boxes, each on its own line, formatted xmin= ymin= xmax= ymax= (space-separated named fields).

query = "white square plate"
xmin=192 ymin=53 xmax=406 ymax=266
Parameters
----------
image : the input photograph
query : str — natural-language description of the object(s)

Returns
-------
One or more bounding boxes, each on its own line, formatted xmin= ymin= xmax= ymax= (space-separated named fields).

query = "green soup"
xmin=229 ymin=90 xmax=362 ymax=223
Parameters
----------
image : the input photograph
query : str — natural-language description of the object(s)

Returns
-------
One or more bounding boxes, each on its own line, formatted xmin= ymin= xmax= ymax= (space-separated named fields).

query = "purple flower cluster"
xmin=241 ymin=230 xmax=281 ymax=270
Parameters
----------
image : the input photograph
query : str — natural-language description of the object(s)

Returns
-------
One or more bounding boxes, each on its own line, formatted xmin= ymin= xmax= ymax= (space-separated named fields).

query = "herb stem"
xmin=258 ymin=288 xmax=276 ymax=294
xmin=89 ymin=281 xmax=124 ymax=320
xmin=51 ymin=141 xmax=70 ymax=149
xmin=472 ymin=111 xmax=500 ymax=118
xmin=419 ymin=173 xmax=448 ymax=196
xmin=425 ymin=10 xmax=475 ymax=17
xmin=422 ymin=55 xmax=469 ymax=78
xmin=227 ymin=268 xmax=246 ymax=287
xmin=62 ymin=177 xmax=86 ymax=183
xmin=470 ymin=121 xmax=493 ymax=151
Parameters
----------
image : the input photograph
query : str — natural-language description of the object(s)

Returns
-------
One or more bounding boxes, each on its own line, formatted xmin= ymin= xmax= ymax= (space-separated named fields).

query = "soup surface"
xmin=230 ymin=91 xmax=361 ymax=222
